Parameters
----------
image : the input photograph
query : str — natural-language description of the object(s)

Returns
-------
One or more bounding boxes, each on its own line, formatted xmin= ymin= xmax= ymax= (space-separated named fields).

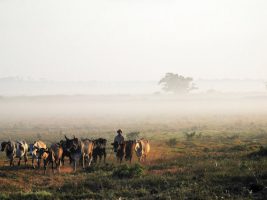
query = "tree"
xmin=159 ymin=73 xmax=197 ymax=94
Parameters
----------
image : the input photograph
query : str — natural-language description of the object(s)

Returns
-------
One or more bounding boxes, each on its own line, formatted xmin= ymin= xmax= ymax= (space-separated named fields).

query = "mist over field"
xmin=1 ymin=1 xmax=267 ymax=199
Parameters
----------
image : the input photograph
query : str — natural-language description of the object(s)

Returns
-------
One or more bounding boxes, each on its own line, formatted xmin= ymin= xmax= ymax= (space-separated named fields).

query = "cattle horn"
xmin=65 ymin=135 xmax=69 ymax=140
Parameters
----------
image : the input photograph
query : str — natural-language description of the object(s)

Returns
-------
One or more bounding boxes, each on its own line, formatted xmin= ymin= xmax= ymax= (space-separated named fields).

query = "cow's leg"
xmin=51 ymin=161 xmax=55 ymax=174
xmin=103 ymin=151 xmax=106 ymax=164
xmin=37 ymin=158 xmax=40 ymax=168
xmin=58 ymin=163 xmax=61 ymax=173
xmin=10 ymin=158 xmax=13 ymax=166
xmin=61 ymin=154 xmax=65 ymax=166
xmin=44 ymin=160 xmax=47 ymax=174
xmin=99 ymin=155 xmax=102 ymax=164
xmin=32 ymin=156 xmax=35 ymax=168
xmin=73 ymin=160 xmax=77 ymax=172
xmin=18 ymin=158 xmax=21 ymax=166
xmin=24 ymin=154 xmax=28 ymax=165
xmin=56 ymin=160 xmax=60 ymax=173
xmin=59 ymin=158 xmax=62 ymax=167
xmin=69 ymin=156 xmax=72 ymax=164
xmin=88 ymin=154 xmax=93 ymax=167
xmin=92 ymin=154 xmax=97 ymax=164
xmin=82 ymin=155 xmax=85 ymax=169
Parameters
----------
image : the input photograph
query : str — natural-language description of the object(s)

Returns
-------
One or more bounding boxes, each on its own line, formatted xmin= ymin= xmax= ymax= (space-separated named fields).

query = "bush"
xmin=166 ymin=138 xmax=177 ymax=147
xmin=112 ymin=164 xmax=144 ymax=179
xmin=184 ymin=131 xmax=196 ymax=140
xmin=249 ymin=146 xmax=267 ymax=158
xmin=8 ymin=191 xmax=52 ymax=200
xmin=126 ymin=132 xmax=140 ymax=140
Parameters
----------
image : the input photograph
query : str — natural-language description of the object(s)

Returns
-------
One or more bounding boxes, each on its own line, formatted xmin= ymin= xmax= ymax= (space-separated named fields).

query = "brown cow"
xmin=92 ymin=138 xmax=107 ymax=164
xmin=82 ymin=139 xmax=94 ymax=167
xmin=125 ymin=140 xmax=136 ymax=163
xmin=38 ymin=143 xmax=63 ymax=174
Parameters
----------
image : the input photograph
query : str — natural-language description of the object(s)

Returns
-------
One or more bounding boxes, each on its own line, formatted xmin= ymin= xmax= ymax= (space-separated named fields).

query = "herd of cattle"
xmin=0 ymin=136 xmax=150 ymax=174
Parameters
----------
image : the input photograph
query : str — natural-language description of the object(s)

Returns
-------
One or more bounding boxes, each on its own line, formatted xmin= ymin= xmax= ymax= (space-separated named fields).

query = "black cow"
xmin=92 ymin=138 xmax=107 ymax=164
xmin=64 ymin=136 xmax=85 ymax=172
xmin=60 ymin=140 xmax=72 ymax=165
xmin=125 ymin=140 xmax=136 ymax=163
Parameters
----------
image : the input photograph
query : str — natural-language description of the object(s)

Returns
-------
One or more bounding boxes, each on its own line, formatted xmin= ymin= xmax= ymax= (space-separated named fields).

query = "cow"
xmin=64 ymin=135 xmax=85 ymax=172
xmin=1 ymin=141 xmax=28 ymax=166
xmin=29 ymin=140 xmax=47 ymax=168
xmin=92 ymin=138 xmax=107 ymax=164
xmin=135 ymin=138 xmax=150 ymax=162
xmin=112 ymin=141 xmax=126 ymax=163
xmin=125 ymin=140 xmax=136 ymax=163
xmin=38 ymin=143 xmax=63 ymax=174
xmin=60 ymin=140 xmax=72 ymax=166
xmin=82 ymin=138 xmax=94 ymax=167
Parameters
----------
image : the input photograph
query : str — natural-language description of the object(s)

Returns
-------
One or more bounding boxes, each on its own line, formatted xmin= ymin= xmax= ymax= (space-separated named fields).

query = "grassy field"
xmin=0 ymin=114 xmax=267 ymax=200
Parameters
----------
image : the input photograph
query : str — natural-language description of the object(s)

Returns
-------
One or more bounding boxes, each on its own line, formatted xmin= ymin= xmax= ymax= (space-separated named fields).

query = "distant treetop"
xmin=159 ymin=73 xmax=197 ymax=94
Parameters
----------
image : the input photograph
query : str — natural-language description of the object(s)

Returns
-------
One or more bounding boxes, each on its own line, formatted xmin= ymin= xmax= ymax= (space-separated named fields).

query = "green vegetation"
xmin=166 ymin=138 xmax=177 ymax=147
xmin=126 ymin=132 xmax=140 ymax=140
xmin=112 ymin=164 xmax=144 ymax=179
xmin=0 ymin=115 xmax=267 ymax=199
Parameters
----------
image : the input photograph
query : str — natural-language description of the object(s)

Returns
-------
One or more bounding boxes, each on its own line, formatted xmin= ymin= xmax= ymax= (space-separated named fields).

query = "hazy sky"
xmin=0 ymin=0 xmax=266 ymax=81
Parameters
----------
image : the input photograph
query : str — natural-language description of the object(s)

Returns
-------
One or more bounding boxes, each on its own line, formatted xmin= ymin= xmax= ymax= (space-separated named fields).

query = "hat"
xmin=117 ymin=129 xmax=122 ymax=134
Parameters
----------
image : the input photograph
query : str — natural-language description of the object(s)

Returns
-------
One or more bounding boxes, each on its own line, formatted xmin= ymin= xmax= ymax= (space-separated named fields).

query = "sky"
xmin=0 ymin=0 xmax=266 ymax=81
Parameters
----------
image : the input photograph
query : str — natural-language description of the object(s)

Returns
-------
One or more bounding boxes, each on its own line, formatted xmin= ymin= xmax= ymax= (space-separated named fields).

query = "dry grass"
xmin=0 ymin=115 xmax=267 ymax=199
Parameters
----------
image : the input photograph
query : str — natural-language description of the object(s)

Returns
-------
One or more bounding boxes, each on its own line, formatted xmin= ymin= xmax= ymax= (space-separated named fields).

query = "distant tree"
xmin=159 ymin=73 xmax=197 ymax=94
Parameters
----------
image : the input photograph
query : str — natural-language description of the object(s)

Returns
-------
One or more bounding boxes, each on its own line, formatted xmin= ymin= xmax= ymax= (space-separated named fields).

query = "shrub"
xmin=126 ymin=132 xmax=140 ymax=140
xmin=166 ymin=138 xmax=177 ymax=147
xmin=9 ymin=191 xmax=52 ymax=200
xmin=112 ymin=164 xmax=144 ymax=179
xmin=184 ymin=131 xmax=196 ymax=140
xmin=249 ymin=146 xmax=267 ymax=158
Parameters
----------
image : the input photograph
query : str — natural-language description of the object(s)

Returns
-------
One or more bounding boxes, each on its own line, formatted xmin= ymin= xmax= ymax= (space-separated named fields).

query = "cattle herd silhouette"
xmin=0 ymin=136 xmax=150 ymax=174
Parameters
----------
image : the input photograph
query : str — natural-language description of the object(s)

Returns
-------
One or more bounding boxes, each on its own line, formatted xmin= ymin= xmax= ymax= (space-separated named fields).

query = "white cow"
xmin=29 ymin=140 xmax=47 ymax=168
xmin=135 ymin=138 xmax=150 ymax=162
xmin=1 ymin=141 xmax=28 ymax=166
